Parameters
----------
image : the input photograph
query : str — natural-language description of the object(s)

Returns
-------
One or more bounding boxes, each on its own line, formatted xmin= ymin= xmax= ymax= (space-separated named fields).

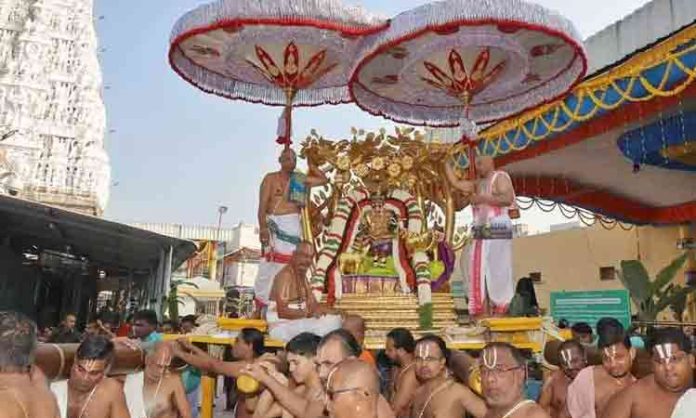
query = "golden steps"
xmin=336 ymin=292 xmax=457 ymax=332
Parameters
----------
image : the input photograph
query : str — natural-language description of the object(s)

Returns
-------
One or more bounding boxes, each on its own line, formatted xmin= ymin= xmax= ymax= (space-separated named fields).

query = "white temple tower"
xmin=0 ymin=0 xmax=110 ymax=216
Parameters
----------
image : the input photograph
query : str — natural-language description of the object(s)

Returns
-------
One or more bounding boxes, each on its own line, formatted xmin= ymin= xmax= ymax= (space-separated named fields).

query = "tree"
xmin=161 ymin=279 xmax=198 ymax=324
xmin=619 ymin=253 xmax=693 ymax=321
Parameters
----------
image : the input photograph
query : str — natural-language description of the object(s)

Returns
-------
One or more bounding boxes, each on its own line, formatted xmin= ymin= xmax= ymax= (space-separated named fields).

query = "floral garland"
xmin=310 ymin=188 xmax=431 ymax=310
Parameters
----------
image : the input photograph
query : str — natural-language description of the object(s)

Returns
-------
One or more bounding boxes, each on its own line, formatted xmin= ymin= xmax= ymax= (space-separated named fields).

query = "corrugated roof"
xmin=128 ymin=222 xmax=251 ymax=242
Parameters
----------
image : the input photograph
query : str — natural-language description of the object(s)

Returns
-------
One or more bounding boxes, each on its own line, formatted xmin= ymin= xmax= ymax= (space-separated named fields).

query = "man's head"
xmin=0 ymin=311 xmax=37 ymax=373
xmin=286 ymin=332 xmax=321 ymax=384
xmin=649 ymin=327 xmax=694 ymax=393
xmin=132 ymin=310 xmax=159 ymax=340
xmin=480 ymin=342 xmax=527 ymax=409
xmin=291 ymin=242 xmax=314 ymax=276
xmin=414 ymin=334 xmax=449 ymax=382
xmin=64 ymin=313 xmax=77 ymax=330
xmin=180 ymin=315 xmax=197 ymax=334
xmin=279 ymin=148 xmax=297 ymax=173
xmin=597 ymin=318 xmax=634 ymax=378
xmin=571 ymin=322 xmax=593 ymax=345
xmin=342 ymin=314 xmax=367 ymax=347
xmin=233 ymin=328 xmax=265 ymax=361
xmin=326 ymin=359 xmax=380 ymax=418
xmin=70 ymin=335 xmax=114 ymax=392
xmin=385 ymin=328 xmax=415 ymax=366
xmin=316 ymin=329 xmax=361 ymax=383
xmin=98 ymin=312 xmax=119 ymax=334
xmin=161 ymin=320 xmax=176 ymax=334
xmin=558 ymin=340 xmax=586 ymax=380
xmin=475 ymin=156 xmax=495 ymax=178
xmin=145 ymin=342 xmax=173 ymax=381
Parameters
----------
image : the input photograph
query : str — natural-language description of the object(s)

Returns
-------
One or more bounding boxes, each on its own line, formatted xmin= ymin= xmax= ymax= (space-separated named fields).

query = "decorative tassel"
xmin=276 ymin=106 xmax=293 ymax=146
xmin=418 ymin=302 xmax=434 ymax=329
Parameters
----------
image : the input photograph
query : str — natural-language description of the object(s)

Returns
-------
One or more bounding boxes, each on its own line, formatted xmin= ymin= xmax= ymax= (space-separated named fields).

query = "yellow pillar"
xmin=200 ymin=375 xmax=216 ymax=418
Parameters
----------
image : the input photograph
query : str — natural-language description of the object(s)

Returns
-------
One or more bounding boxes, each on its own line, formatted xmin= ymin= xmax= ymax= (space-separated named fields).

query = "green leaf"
xmin=619 ymin=260 xmax=651 ymax=303
xmin=651 ymin=253 xmax=687 ymax=294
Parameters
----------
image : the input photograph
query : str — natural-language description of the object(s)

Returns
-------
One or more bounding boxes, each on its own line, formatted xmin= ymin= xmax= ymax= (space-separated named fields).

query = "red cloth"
xmin=116 ymin=323 xmax=131 ymax=338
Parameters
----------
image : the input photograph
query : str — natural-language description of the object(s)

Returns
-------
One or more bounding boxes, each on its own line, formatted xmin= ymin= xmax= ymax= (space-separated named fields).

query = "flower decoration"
xmin=371 ymin=156 xmax=385 ymax=171
xmin=401 ymin=155 xmax=414 ymax=170
xmin=388 ymin=162 xmax=402 ymax=178
xmin=336 ymin=155 xmax=351 ymax=171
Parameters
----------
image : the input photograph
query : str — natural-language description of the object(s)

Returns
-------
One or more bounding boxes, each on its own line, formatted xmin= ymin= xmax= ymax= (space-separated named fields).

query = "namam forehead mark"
xmin=560 ymin=349 xmax=575 ymax=368
xmin=654 ymin=343 xmax=678 ymax=365
xmin=603 ymin=345 xmax=618 ymax=362
xmin=482 ymin=347 xmax=499 ymax=369
xmin=78 ymin=359 xmax=106 ymax=372
xmin=415 ymin=342 xmax=437 ymax=360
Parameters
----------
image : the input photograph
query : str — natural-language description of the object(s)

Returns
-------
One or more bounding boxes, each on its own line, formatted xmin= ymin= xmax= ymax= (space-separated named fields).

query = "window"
xmin=529 ymin=272 xmax=542 ymax=283
xmin=600 ymin=266 xmax=616 ymax=281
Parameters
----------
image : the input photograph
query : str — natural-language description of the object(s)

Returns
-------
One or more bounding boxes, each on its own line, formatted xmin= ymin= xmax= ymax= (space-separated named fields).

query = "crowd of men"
xmin=0 ymin=308 xmax=694 ymax=418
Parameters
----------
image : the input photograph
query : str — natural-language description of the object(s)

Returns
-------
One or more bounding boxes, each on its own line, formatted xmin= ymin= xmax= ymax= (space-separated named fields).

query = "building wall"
xmin=513 ymin=224 xmax=685 ymax=310
xmin=0 ymin=0 xmax=110 ymax=215
xmin=225 ymin=261 xmax=259 ymax=288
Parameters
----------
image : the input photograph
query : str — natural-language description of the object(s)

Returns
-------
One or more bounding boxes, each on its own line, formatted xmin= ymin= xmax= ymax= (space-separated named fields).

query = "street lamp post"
xmin=214 ymin=205 xmax=228 ymax=285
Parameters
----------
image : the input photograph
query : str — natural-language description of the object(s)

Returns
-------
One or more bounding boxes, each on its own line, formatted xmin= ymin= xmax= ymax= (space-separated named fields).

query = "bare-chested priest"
xmin=601 ymin=327 xmax=694 ymax=418
xmin=0 ymin=311 xmax=60 ymax=418
xmin=411 ymin=335 xmax=486 ymax=418
xmin=565 ymin=318 xmax=636 ymax=418
xmin=256 ymin=148 xmax=328 ymax=309
xmin=445 ymin=156 xmax=516 ymax=318
xmin=538 ymin=340 xmax=587 ymax=418
xmin=50 ymin=335 xmax=129 ymax=418
xmin=266 ymin=242 xmax=341 ymax=342
xmin=384 ymin=328 xmax=418 ymax=418
xmin=123 ymin=342 xmax=191 ymax=418
xmin=326 ymin=359 xmax=381 ymax=418
xmin=480 ymin=343 xmax=549 ymax=418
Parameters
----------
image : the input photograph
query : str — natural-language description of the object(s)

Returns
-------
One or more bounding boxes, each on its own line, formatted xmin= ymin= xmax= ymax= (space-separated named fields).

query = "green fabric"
xmin=181 ymin=366 xmax=202 ymax=393
xmin=267 ymin=218 xmax=301 ymax=245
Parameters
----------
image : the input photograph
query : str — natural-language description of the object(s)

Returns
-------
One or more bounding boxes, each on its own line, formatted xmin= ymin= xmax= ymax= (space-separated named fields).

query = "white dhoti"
xmin=672 ymin=389 xmax=696 ymax=418
xmin=50 ymin=380 xmax=68 ymax=418
xmin=468 ymin=171 xmax=515 ymax=317
xmin=255 ymin=213 xmax=301 ymax=306
xmin=266 ymin=301 xmax=341 ymax=342
xmin=124 ymin=371 xmax=148 ymax=418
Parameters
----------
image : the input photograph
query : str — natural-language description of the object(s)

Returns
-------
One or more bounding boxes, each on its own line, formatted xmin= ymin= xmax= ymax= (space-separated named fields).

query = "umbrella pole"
xmin=279 ymin=88 xmax=297 ymax=149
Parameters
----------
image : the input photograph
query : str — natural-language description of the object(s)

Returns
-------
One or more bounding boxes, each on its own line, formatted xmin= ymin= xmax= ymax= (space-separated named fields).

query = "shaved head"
xmin=327 ymin=359 xmax=380 ymax=418
xmin=330 ymin=358 xmax=380 ymax=394
xmin=342 ymin=314 xmax=366 ymax=346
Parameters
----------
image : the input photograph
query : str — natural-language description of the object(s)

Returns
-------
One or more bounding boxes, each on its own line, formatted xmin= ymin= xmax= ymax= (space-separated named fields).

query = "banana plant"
xmin=619 ymin=253 xmax=692 ymax=321
xmin=161 ymin=279 xmax=199 ymax=324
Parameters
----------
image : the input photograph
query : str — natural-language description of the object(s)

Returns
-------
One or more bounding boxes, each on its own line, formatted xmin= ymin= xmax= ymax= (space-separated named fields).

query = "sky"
xmin=95 ymin=0 xmax=653 ymax=231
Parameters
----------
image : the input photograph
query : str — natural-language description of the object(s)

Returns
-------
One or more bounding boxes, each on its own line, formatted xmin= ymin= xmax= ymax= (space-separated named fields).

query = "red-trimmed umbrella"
xmin=350 ymin=0 xmax=587 ymax=173
xmin=169 ymin=0 xmax=386 ymax=147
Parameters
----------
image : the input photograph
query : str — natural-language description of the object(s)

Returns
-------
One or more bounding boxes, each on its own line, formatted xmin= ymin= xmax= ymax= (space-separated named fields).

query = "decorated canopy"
xmin=461 ymin=23 xmax=696 ymax=225
xmin=350 ymin=0 xmax=587 ymax=127
xmin=169 ymin=0 xmax=386 ymax=145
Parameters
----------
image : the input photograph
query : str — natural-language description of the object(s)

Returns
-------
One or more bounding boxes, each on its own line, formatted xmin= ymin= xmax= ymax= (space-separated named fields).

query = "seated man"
xmin=411 ymin=335 xmax=486 ymax=418
xmin=384 ymin=328 xmax=418 ymax=418
xmin=565 ymin=318 xmax=636 ymax=418
xmin=601 ymin=327 xmax=694 ymax=418
xmin=124 ymin=342 xmax=191 ymax=418
xmin=326 ymin=359 xmax=381 ymax=418
xmin=0 ymin=311 xmax=60 ymax=418
xmin=50 ymin=335 xmax=129 ymax=418
xmin=480 ymin=342 xmax=549 ymax=418
xmin=538 ymin=340 xmax=587 ymax=418
xmin=266 ymin=242 xmax=341 ymax=342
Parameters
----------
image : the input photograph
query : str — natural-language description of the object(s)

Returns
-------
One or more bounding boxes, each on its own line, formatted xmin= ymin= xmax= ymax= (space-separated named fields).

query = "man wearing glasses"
xmin=601 ymin=327 xmax=694 ymax=418
xmin=411 ymin=335 xmax=486 ymax=418
xmin=480 ymin=342 xmax=549 ymax=418
xmin=539 ymin=340 xmax=587 ymax=417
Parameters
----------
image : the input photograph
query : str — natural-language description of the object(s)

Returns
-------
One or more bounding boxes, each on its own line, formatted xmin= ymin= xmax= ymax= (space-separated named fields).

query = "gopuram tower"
xmin=0 ymin=0 xmax=110 ymax=216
